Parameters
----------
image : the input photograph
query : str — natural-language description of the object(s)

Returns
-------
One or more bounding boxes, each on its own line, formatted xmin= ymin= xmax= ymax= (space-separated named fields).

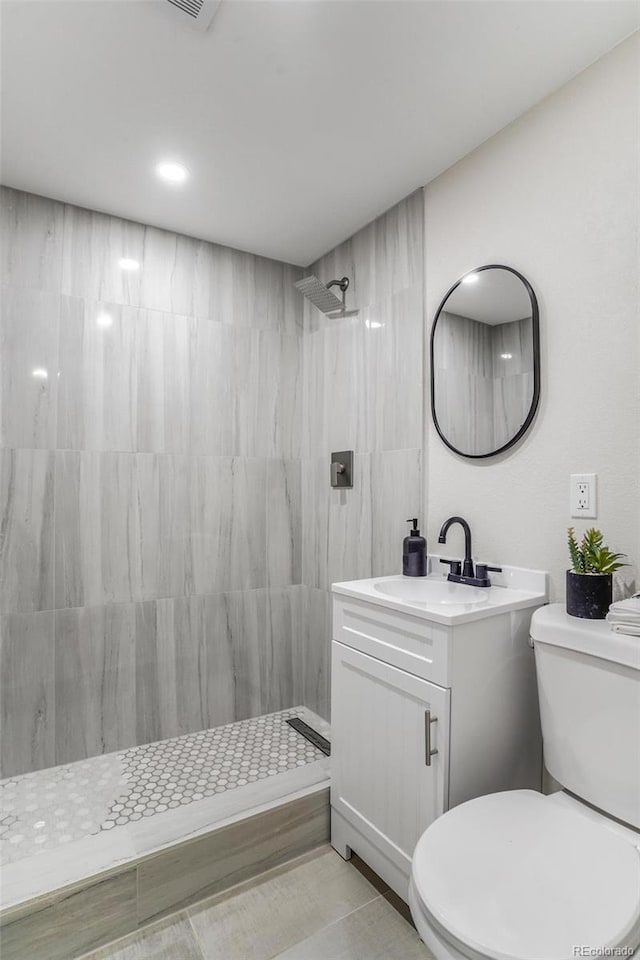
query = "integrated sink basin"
xmin=374 ymin=578 xmax=489 ymax=609
xmin=333 ymin=557 xmax=548 ymax=624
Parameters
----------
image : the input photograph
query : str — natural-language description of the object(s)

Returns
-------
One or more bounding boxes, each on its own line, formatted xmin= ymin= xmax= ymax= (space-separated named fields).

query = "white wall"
xmin=424 ymin=34 xmax=639 ymax=601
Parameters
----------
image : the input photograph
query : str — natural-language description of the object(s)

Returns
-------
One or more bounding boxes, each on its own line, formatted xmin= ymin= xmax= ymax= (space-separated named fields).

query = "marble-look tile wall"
xmin=0 ymin=187 xmax=304 ymax=777
xmin=301 ymin=191 xmax=425 ymax=719
xmin=432 ymin=312 xmax=533 ymax=455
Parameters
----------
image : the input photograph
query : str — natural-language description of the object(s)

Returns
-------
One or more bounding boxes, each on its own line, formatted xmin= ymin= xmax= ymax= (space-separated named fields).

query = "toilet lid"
xmin=411 ymin=791 xmax=640 ymax=960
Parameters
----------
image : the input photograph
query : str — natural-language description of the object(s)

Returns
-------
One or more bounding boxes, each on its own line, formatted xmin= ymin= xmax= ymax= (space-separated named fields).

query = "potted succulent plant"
xmin=566 ymin=527 xmax=628 ymax=619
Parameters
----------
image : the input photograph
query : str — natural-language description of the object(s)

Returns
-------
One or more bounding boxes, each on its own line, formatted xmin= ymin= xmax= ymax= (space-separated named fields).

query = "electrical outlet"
xmin=570 ymin=474 xmax=597 ymax=519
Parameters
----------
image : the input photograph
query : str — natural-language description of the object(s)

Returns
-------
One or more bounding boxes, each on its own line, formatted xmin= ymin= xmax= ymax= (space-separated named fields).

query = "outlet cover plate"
xmin=570 ymin=473 xmax=597 ymax=519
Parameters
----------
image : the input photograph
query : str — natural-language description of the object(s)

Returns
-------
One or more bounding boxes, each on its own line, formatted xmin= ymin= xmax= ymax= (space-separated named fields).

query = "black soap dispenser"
xmin=403 ymin=518 xmax=427 ymax=577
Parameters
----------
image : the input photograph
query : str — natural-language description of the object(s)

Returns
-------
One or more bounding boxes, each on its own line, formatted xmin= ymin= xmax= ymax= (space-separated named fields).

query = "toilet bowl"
xmin=409 ymin=789 xmax=640 ymax=960
xmin=409 ymin=605 xmax=640 ymax=960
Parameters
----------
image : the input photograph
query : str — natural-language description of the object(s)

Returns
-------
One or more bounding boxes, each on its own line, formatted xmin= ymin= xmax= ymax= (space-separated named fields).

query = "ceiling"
xmin=445 ymin=269 xmax=532 ymax=325
xmin=1 ymin=1 xmax=637 ymax=266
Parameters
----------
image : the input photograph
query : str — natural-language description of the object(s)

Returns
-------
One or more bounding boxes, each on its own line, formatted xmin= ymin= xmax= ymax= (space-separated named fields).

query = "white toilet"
xmin=409 ymin=603 xmax=640 ymax=960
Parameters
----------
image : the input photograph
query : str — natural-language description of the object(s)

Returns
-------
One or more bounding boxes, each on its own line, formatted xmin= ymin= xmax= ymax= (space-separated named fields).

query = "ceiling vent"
xmin=161 ymin=0 xmax=221 ymax=32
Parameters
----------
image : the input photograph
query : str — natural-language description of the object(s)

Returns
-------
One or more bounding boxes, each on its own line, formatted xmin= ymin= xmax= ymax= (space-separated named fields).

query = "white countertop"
xmin=332 ymin=556 xmax=548 ymax=625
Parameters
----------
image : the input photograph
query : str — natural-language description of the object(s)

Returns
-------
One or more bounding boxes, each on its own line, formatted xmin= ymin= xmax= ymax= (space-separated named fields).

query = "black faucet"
xmin=438 ymin=516 xmax=502 ymax=587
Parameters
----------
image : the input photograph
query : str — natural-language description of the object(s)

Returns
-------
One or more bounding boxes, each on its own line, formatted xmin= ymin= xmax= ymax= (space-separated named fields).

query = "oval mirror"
xmin=430 ymin=264 xmax=540 ymax=459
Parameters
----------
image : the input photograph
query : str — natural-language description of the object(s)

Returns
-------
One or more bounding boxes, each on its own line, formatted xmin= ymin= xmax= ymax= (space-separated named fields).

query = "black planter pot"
xmin=566 ymin=570 xmax=612 ymax=619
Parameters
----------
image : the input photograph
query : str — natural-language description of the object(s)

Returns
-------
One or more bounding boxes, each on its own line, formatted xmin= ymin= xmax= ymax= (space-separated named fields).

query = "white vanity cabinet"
xmin=330 ymin=566 xmax=547 ymax=900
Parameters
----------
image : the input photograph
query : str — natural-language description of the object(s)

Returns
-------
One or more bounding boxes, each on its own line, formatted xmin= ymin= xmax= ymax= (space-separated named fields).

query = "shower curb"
xmin=0 ymin=786 xmax=330 ymax=960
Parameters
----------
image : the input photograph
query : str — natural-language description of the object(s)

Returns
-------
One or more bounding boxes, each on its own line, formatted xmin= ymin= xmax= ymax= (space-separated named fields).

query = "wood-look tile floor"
xmin=80 ymin=846 xmax=434 ymax=960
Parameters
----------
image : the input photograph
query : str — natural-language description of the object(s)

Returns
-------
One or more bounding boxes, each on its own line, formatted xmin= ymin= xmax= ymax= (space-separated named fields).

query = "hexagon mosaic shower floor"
xmin=0 ymin=708 xmax=326 ymax=866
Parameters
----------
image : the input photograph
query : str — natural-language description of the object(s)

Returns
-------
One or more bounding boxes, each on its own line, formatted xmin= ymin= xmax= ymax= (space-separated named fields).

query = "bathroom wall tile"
xmin=266 ymin=459 xmax=302 ymax=587
xmin=323 ymin=314 xmax=370 ymax=456
xmin=371 ymin=449 xmax=422 ymax=578
xmin=370 ymin=189 xmax=424 ymax=304
xmin=0 ymin=187 xmax=64 ymax=293
xmin=136 ymin=597 xmax=208 ymax=745
xmin=194 ymin=594 xmax=237 ymax=729
xmin=250 ymin=258 xmax=304 ymax=336
xmin=260 ymin=586 xmax=300 ymax=714
xmin=188 ymin=318 xmax=234 ymax=456
xmin=350 ymin=219 xmax=376 ymax=309
xmin=54 ymin=603 xmax=136 ymax=764
xmin=326 ymin=452 xmax=372 ymax=586
xmin=54 ymin=451 xmax=140 ymax=608
xmin=194 ymin=244 xmax=273 ymax=330
xmin=302 ymin=454 xmax=372 ymax=593
xmin=55 ymin=452 xmax=191 ymax=608
xmin=255 ymin=333 xmax=302 ymax=458
xmin=136 ymin=592 xmax=240 ymax=744
xmin=136 ymin=308 xmax=191 ymax=454
xmin=492 ymin=316 xmax=534 ymax=376
xmin=282 ymin=262 xmax=305 ymax=336
xmin=61 ymin=203 xmax=145 ymax=306
xmin=291 ymin=586 xmax=307 ymax=708
xmin=301 ymin=328 xmax=325 ymax=458
xmin=493 ymin=370 xmax=534 ymax=451
xmin=223 ymin=588 xmax=264 ymax=721
xmin=189 ymin=457 xmax=267 ymax=595
xmin=301 ymin=587 xmax=331 ymax=722
xmin=308 ymin=189 xmax=423 ymax=315
xmin=0 ymin=448 xmax=54 ymax=613
xmin=0 ymin=869 xmax=138 ymax=960
xmin=301 ymin=458 xmax=328 ymax=591
xmin=57 ymin=296 xmax=137 ymax=452
xmin=136 ymin=454 xmax=190 ymax=601
xmin=0 ymin=610 xmax=55 ymax=777
xmin=433 ymin=359 xmax=494 ymax=457
xmin=366 ymin=284 xmax=424 ymax=452
xmin=190 ymin=326 xmax=303 ymax=459
xmin=193 ymin=242 xmax=236 ymax=325
xmin=0 ymin=287 xmax=59 ymax=449
xmin=138 ymin=225 xmax=198 ymax=317
xmin=61 ymin=209 xmax=199 ymax=316
xmin=135 ymin=599 xmax=179 ymax=746
xmin=188 ymin=319 xmax=258 ymax=457
xmin=435 ymin=310 xmax=494 ymax=378
xmin=226 ymin=247 xmax=255 ymax=329
xmin=253 ymin=255 xmax=285 ymax=332
xmin=182 ymin=586 xmax=302 ymax=724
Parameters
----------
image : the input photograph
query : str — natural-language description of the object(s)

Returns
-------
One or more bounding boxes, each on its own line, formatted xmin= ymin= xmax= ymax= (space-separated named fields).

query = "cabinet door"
xmin=331 ymin=641 xmax=450 ymax=878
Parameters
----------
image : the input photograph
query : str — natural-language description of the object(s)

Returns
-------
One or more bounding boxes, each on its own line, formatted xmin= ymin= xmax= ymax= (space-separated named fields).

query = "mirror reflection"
xmin=431 ymin=265 xmax=539 ymax=458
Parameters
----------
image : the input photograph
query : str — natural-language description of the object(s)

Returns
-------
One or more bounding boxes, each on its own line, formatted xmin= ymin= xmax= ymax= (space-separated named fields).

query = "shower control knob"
xmin=330 ymin=451 xmax=353 ymax=488
xmin=331 ymin=461 xmax=345 ymax=485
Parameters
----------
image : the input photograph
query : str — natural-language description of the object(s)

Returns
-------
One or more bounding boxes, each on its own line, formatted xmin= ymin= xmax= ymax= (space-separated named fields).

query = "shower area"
xmin=0 ymin=184 xmax=424 ymax=954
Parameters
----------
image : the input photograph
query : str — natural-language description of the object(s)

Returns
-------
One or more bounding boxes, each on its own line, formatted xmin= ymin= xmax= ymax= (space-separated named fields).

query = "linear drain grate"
xmin=286 ymin=718 xmax=331 ymax=757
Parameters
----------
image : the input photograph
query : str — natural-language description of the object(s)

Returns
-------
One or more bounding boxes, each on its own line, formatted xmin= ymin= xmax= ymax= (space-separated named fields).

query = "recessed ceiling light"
xmin=32 ymin=367 xmax=48 ymax=379
xmin=118 ymin=258 xmax=140 ymax=271
xmin=155 ymin=161 xmax=189 ymax=184
xmin=462 ymin=273 xmax=479 ymax=285
xmin=96 ymin=312 xmax=113 ymax=329
xmin=500 ymin=353 xmax=513 ymax=360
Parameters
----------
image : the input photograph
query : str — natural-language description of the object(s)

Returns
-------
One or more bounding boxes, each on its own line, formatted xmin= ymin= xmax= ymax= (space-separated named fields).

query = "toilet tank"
xmin=531 ymin=604 xmax=640 ymax=829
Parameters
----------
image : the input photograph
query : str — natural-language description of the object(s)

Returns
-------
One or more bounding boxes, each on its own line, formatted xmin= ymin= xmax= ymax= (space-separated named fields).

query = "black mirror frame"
xmin=430 ymin=264 xmax=541 ymax=460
